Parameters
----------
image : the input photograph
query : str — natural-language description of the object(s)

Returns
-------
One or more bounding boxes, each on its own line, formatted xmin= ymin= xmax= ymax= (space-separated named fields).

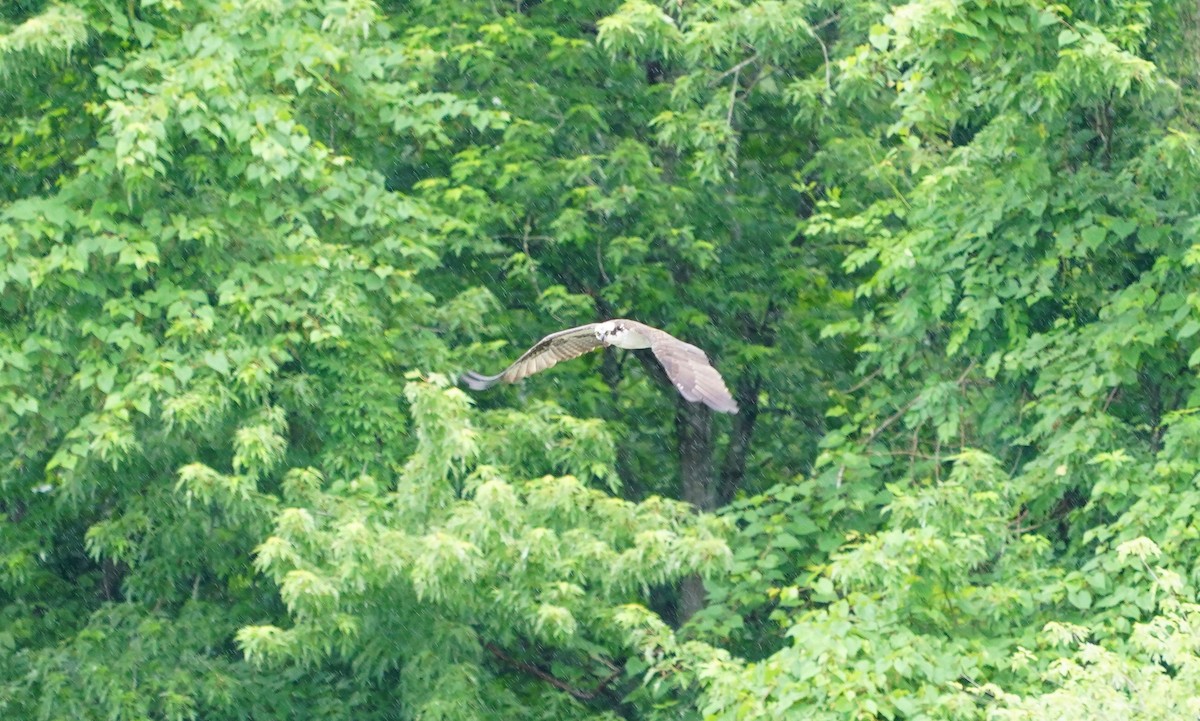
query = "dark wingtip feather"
xmin=460 ymin=371 xmax=499 ymax=391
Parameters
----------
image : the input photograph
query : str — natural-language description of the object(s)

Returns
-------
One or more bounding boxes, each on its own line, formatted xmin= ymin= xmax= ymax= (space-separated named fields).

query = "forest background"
xmin=4 ymin=0 xmax=1200 ymax=718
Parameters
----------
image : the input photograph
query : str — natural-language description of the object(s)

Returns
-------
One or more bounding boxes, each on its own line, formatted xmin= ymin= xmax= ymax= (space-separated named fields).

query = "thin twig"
xmin=742 ymin=65 xmax=774 ymax=97
xmin=1140 ymin=558 xmax=1160 ymax=583
xmin=500 ymin=234 xmax=556 ymax=243
xmin=862 ymin=362 xmax=976 ymax=447
xmin=955 ymin=360 xmax=978 ymax=387
xmin=842 ymin=367 xmax=883 ymax=394
xmin=810 ymin=27 xmax=832 ymax=92
xmin=727 ymin=69 xmax=740 ymax=126
xmin=863 ymin=143 xmax=912 ymax=209
xmin=810 ymin=13 xmax=841 ymax=31
xmin=596 ymin=237 xmax=609 ymax=284
xmin=1101 ymin=385 xmax=1120 ymax=413
xmin=518 ymin=217 xmax=563 ymax=323
xmin=711 ymin=52 xmax=760 ymax=86
xmin=1007 ymin=445 xmax=1024 ymax=477
xmin=520 ymin=219 xmax=543 ymax=297
xmin=862 ymin=394 xmax=922 ymax=447
xmin=1009 ymin=507 xmax=1029 ymax=533
xmin=908 ymin=428 xmax=919 ymax=477
xmin=864 ymin=449 xmax=945 ymax=460
xmin=933 ymin=435 xmax=942 ymax=480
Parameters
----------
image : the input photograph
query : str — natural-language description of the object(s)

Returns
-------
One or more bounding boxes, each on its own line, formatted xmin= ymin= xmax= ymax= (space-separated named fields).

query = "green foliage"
xmin=608 ymin=0 xmax=1200 ymax=716
xmin=240 ymin=379 xmax=729 ymax=720
xmin=8 ymin=0 xmax=1200 ymax=718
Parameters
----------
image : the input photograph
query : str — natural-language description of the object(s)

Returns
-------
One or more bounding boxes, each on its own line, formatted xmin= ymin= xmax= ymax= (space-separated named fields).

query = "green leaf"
xmin=203 ymin=351 xmax=230 ymax=376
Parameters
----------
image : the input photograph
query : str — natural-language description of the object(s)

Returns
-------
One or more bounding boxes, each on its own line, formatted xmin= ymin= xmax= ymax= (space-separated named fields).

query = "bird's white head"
xmin=595 ymin=320 xmax=651 ymax=350
xmin=594 ymin=320 xmax=624 ymax=346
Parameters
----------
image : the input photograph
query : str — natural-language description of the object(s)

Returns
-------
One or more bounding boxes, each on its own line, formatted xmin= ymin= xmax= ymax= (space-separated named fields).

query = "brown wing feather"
xmin=461 ymin=324 xmax=603 ymax=390
xmin=629 ymin=321 xmax=739 ymax=414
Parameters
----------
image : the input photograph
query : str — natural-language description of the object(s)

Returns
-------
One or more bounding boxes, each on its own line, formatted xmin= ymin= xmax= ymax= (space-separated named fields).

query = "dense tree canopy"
xmin=4 ymin=0 xmax=1200 ymax=719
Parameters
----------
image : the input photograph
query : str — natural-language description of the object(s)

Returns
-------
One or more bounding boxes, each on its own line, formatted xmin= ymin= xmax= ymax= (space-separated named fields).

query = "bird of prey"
xmin=462 ymin=319 xmax=738 ymax=413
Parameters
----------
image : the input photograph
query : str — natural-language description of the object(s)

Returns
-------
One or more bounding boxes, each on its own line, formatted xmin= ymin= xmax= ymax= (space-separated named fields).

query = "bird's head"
xmin=594 ymin=320 xmax=626 ymax=346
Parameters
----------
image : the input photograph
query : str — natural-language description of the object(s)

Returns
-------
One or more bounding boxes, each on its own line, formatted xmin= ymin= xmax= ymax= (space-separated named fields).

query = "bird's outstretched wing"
xmin=461 ymin=323 xmax=603 ymax=390
xmin=626 ymin=321 xmax=739 ymax=414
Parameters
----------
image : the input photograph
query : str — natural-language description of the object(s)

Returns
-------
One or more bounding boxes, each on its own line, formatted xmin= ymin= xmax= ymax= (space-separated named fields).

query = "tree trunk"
xmin=101 ymin=557 xmax=125 ymax=602
xmin=676 ymin=398 xmax=714 ymax=620
xmin=599 ymin=346 xmax=642 ymax=496
xmin=630 ymin=348 xmax=757 ymax=623
xmin=677 ymin=398 xmax=715 ymax=509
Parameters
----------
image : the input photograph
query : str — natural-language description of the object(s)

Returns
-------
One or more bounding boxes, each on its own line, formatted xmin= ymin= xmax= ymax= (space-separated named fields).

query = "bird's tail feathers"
xmin=461 ymin=371 xmax=502 ymax=391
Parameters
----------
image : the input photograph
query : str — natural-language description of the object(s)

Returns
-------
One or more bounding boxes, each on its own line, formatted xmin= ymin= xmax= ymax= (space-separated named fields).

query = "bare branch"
xmin=811 ymin=13 xmax=841 ymax=31
xmin=484 ymin=642 xmax=623 ymax=701
xmin=808 ymin=26 xmax=832 ymax=92
xmin=711 ymin=52 xmax=760 ymax=86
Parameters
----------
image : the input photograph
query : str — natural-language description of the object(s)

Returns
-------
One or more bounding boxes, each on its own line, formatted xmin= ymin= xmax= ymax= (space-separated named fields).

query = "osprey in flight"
xmin=462 ymin=319 xmax=738 ymax=413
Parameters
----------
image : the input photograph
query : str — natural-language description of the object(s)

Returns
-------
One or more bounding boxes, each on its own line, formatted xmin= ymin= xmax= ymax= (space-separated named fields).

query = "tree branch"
xmin=484 ymin=642 xmax=623 ymax=701
xmin=862 ymin=362 xmax=976 ymax=447
xmin=711 ymin=52 xmax=760 ymax=86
